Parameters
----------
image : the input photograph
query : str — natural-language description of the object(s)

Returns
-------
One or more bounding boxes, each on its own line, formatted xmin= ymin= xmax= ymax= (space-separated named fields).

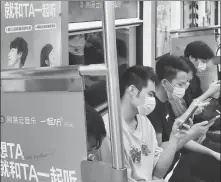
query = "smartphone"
xmin=207 ymin=115 xmax=220 ymax=125
xmin=179 ymin=105 xmax=199 ymax=129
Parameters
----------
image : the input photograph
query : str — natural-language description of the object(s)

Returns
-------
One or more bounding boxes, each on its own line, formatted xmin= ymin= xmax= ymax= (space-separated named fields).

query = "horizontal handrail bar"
xmin=1 ymin=64 xmax=108 ymax=80
xmin=79 ymin=64 xmax=108 ymax=76
xmin=170 ymin=25 xmax=221 ymax=34
xmin=1 ymin=65 xmax=80 ymax=80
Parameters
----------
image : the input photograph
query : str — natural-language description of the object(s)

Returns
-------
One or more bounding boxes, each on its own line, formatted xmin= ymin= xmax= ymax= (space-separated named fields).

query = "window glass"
xmin=198 ymin=1 xmax=216 ymax=27
xmin=156 ymin=1 xmax=171 ymax=58
xmin=68 ymin=1 xmax=138 ymax=23
xmin=183 ymin=1 xmax=217 ymax=28
xmin=69 ymin=29 xmax=129 ymax=107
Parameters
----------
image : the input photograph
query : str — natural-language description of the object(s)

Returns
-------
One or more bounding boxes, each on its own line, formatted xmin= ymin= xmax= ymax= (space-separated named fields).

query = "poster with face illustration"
xmin=1 ymin=1 xmax=62 ymax=69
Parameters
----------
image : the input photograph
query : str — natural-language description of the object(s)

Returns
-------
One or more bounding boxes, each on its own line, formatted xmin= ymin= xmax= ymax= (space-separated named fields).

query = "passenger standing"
xmin=184 ymin=41 xmax=220 ymax=102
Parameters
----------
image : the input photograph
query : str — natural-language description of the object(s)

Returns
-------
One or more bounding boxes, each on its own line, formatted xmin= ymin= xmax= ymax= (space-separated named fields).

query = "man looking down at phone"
xmin=164 ymin=55 xmax=220 ymax=150
xmin=184 ymin=41 xmax=220 ymax=101
xmin=147 ymin=55 xmax=220 ymax=182
xmin=100 ymin=66 xmax=190 ymax=182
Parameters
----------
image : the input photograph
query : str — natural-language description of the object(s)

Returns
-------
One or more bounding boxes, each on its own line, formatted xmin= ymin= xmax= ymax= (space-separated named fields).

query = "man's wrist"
xmin=168 ymin=136 xmax=179 ymax=150
xmin=208 ymin=149 xmax=216 ymax=157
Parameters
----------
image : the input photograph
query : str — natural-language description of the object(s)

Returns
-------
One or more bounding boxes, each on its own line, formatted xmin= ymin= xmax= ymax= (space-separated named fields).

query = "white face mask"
xmin=197 ymin=61 xmax=207 ymax=72
xmin=137 ymin=97 xmax=156 ymax=116
xmin=164 ymin=81 xmax=186 ymax=99
xmin=172 ymin=87 xmax=186 ymax=99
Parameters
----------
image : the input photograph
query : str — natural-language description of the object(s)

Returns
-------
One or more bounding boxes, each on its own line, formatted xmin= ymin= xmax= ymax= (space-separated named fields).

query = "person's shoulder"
xmin=139 ymin=115 xmax=156 ymax=132
xmin=148 ymin=96 xmax=163 ymax=118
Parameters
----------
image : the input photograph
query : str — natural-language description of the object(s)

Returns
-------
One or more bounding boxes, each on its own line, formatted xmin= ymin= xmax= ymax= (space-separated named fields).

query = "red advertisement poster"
xmin=1 ymin=1 xmax=62 ymax=69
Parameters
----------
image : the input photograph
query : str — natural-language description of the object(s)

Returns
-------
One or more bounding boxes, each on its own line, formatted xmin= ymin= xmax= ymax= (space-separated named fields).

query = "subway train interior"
xmin=1 ymin=1 xmax=221 ymax=182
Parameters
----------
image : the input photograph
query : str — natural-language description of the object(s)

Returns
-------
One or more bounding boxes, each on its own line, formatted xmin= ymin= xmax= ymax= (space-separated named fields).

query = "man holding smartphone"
xmin=147 ymin=55 xmax=220 ymax=182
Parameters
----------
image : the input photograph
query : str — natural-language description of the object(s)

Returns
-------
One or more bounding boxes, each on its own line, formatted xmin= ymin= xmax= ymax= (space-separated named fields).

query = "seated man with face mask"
xmin=147 ymin=55 xmax=220 ymax=182
xmin=100 ymin=66 xmax=191 ymax=182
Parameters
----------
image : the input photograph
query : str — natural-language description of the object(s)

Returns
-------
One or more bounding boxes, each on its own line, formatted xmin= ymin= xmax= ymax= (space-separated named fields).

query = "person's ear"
xmin=189 ymin=55 xmax=196 ymax=62
xmin=161 ymin=79 xmax=167 ymax=88
xmin=128 ymin=85 xmax=139 ymax=98
xmin=45 ymin=60 xmax=50 ymax=66
xmin=17 ymin=52 xmax=22 ymax=59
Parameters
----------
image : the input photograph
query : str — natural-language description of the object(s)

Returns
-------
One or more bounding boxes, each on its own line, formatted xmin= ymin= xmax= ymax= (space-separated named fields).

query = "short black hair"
xmin=10 ymin=37 xmax=28 ymax=66
xmin=181 ymin=56 xmax=197 ymax=76
xmin=119 ymin=65 xmax=157 ymax=98
xmin=116 ymin=39 xmax=127 ymax=58
xmin=156 ymin=55 xmax=190 ymax=81
xmin=40 ymin=44 xmax=53 ymax=67
xmin=184 ymin=41 xmax=215 ymax=60
xmin=85 ymin=103 xmax=106 ymax=149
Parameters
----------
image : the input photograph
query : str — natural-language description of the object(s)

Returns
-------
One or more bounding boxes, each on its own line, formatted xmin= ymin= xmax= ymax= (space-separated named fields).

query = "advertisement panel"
xmin=1 ymin=1 xmax=62 ymax=69
xmin=1 ymin=89 xmax=87 ymax=182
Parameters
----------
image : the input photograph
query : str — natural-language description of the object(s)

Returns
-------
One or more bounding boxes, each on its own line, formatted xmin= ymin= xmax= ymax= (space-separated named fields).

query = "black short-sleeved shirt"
xmin=147 ymin=96 xmax=176 ymax=143
xmin=184 ymin=75 xmax=203 ymax=107
xmin=147 ymin=96 xmax=181 ymax=171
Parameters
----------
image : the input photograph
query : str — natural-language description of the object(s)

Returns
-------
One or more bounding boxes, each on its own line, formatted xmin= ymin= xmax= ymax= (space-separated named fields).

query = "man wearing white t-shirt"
xmin=100 ymin=66 xmax=190 ymax=182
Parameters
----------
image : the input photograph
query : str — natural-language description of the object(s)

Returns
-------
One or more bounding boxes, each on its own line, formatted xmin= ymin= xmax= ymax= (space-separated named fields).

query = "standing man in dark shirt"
xmin=184 ymin=41 xmax=220 ymax=103
xmin=147 ymin=55 xmax=220 ymax=182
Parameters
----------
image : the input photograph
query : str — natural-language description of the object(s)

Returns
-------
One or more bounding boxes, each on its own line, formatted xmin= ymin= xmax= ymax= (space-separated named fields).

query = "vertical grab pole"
xmin=102 ymin=1 xmax=125 ymax=170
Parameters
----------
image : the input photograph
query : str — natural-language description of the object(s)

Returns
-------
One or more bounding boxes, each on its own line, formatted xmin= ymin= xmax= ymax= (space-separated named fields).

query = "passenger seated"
xmin=147 ymin=55 xmax=220 ymax=182
xmin=85 ymin=103 xmax=106 ymax=161
xmin=101 ymin=66 xmax=191 ymax=182
xmin=168 ymin=56 xmax=220 ymax=132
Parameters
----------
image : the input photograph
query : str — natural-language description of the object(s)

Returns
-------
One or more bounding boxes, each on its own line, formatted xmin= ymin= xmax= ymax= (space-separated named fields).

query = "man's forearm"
xmin=162 ymin=137 xmax=215 ymax=157
xmin=184 ymin=140 xmax=214 ymax=156
xmin=176 ymin=133 xmax=194 ymax=151
xmin=153 ymin=139 xmax=177 ymax=179
xmin=196 ymin=90 xmax=213 ymax=102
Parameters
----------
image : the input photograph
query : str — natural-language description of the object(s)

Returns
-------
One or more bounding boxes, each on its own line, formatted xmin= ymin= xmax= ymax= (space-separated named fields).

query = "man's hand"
xmin=211 ymin=151 xmax=220 ymax=161
xmin=170 ymin=118 xmax=190 ymax=143
xmin=207 ymin=80 xmax=220 ymax=96
xmin=191 ymin=99 xmax=211 ymax=116
xmin=188 ymin=120 xmax=214 ymax=140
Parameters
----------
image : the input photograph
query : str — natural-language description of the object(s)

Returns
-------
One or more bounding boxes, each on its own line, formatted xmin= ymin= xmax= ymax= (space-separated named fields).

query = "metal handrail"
xmin=1 ymin=65 xmax=80 ymax=80
xmin=79 ymin=64 xmax=108 ymax=76
xmin=101 ymin=1 xmax=125 ymax=170
xmin=1 ymin=64 xmax=108 ymax=80
xmin=170 ymin=25 xmax=221 ymax=34
xmin=95 ymin=102 xmax=108 ymax=113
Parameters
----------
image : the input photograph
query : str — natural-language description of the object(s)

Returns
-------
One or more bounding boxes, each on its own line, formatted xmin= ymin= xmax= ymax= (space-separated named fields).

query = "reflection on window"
xmin=183 ymin=1 xmax=217 ymax=28
xmin=69 ymin=29 xmax=129 ymax=108
xmin=68 ymin=1 xmax=138 ymax=23
xmin=156 ymin=1 xmax=171 ymax=58
xmin=198 ymin=1 xmax=216 ymax=27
